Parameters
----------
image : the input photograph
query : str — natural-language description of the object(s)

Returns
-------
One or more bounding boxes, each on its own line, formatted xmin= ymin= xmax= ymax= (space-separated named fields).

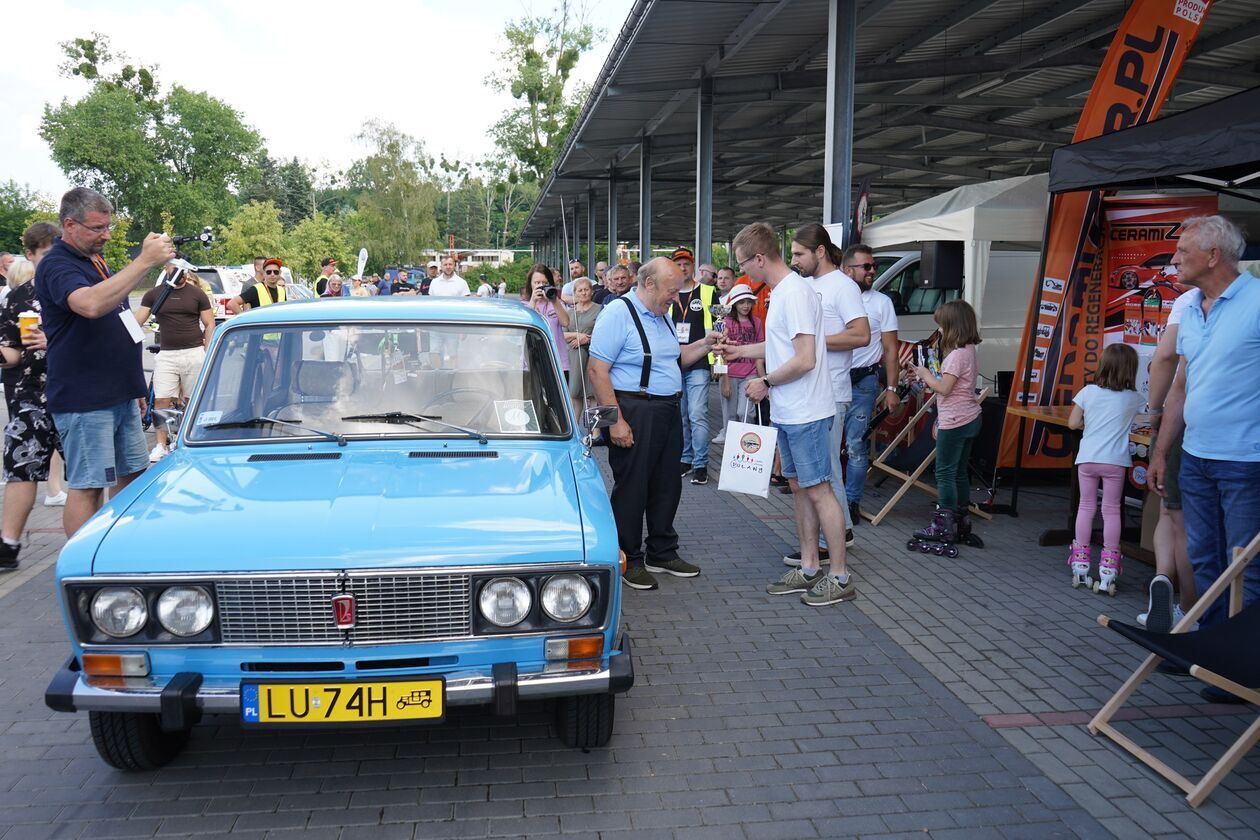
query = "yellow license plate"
xmin=241 ymin=679 xmax=444 ymax=725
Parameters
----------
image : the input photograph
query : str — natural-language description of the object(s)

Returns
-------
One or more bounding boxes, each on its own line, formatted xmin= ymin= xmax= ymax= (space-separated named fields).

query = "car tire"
xmin=556 ymin=693 xmax=615 ymax=748
xmin=89 ymin=711 xmax=189 ymax=771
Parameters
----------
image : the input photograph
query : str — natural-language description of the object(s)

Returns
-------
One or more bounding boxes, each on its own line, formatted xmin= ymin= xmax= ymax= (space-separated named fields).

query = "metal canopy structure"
xmin=521 ymin=0 xmax=1260 ymax=265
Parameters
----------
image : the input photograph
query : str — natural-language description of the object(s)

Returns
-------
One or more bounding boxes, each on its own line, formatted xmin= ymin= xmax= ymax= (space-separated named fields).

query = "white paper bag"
xmin=718 ymin=416 xmax=778 ymax=498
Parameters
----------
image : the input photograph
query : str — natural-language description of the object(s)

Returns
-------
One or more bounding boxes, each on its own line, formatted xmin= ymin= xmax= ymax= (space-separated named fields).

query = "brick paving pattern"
xmin=0 ymin=395 xmax=1256 ymax=839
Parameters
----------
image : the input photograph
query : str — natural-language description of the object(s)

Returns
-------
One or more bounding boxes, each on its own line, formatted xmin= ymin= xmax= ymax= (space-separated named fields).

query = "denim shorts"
xmin=777 ymin=415 xmax=834 ymax=489
xmin=53 ymin=402 xmax=149 ymax=489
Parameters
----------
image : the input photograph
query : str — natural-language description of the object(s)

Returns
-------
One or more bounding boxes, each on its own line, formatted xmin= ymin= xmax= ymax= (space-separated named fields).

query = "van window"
xmin=881 ymin=262 xmax=960 ymax=316
xmin=194 ymin=271 xmax=225 ymax=294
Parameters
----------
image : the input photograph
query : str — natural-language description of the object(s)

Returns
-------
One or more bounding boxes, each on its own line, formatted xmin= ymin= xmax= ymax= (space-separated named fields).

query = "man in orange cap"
xmin=315 ymin=257 xmax=338 ymax=296
xmin=228 ymin=258 xmax=287 ymax=312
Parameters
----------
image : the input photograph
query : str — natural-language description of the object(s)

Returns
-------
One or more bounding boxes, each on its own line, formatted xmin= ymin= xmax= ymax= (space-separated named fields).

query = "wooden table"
xmin=1006 ymin=404 xmax=1154 ymax=558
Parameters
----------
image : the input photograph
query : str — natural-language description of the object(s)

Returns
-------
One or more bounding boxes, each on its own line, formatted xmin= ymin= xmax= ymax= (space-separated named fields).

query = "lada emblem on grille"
xmin=332 ymin=594 xmax=356 ymax=629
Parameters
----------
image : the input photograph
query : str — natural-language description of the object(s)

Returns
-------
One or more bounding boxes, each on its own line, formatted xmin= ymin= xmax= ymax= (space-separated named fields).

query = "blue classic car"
xmin=45 ymin=298 xmax=632 ymax=770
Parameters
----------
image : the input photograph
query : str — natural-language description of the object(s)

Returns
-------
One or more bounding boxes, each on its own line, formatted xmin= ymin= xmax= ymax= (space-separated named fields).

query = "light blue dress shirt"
xmin=589 ymin=291 xmax=684 ymax=395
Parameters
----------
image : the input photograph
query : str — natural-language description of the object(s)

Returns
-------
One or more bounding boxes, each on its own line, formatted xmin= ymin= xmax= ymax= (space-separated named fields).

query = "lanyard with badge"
xmin=91 ymin=256 xmax=145 ymax=344
xmin=674 ymin=287 xmax=696 ymax=343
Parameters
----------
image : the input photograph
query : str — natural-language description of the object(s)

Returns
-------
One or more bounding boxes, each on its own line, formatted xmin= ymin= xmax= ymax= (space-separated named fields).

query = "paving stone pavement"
xmin=0 ymin=397 xmax=1256 ymax=840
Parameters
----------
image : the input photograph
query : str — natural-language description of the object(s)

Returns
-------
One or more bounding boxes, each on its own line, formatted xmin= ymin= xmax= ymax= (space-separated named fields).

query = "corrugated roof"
xmin=523 ymin=0 xmax=1260 ymax=248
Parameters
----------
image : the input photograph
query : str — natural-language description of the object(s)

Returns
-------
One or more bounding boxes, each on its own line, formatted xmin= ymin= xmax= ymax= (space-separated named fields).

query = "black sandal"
xmin=769 ymin=473 xmax=788 ymax=487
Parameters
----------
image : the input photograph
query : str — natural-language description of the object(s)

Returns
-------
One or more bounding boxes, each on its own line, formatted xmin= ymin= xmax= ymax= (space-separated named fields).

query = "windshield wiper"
xmin=341 ymin=411 xmax=488 ymax=444
xmin=205 ymin=417 xmax=346 ymax=446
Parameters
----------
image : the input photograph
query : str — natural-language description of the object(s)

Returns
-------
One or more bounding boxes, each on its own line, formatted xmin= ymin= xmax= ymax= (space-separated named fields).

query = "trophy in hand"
xmin=709 ymin=302 xmax=732 ymax=375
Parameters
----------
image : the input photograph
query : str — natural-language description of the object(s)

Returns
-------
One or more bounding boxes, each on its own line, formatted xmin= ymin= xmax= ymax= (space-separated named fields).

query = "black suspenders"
xmin=621 ymin=296 xmax=652 ymax=392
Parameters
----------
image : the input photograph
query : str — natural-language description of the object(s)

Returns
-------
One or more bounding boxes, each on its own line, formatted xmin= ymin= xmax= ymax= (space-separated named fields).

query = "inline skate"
xmin=1068 ymin=541 xmax=1092 ymax=589
xmin=1092 ymin=547 xmax=1122 ymax=596
xmin=955 ymin=506 xmax=984 ymax=548
xmin=907 ymin=506 xmax=959 ymax=558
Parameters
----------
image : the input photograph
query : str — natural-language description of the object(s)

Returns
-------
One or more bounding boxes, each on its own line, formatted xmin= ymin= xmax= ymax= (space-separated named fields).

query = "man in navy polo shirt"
xmin=588 ymin=257 xmax=719 ymax=591
xmin=35 ymin=187 xmax=175 ymax=537
xmin=1150 ymin=215 xmax=1259 ymax=661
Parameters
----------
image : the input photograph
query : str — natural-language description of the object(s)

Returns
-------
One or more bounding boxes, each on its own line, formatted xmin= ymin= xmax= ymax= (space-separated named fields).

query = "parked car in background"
xmin=45 ymin=298 xmax=632 ymax=770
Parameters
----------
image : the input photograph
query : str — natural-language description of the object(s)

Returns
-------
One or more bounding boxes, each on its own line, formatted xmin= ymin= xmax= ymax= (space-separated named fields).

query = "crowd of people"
xmin=1 ymin=186 xmax=1256 ymax=693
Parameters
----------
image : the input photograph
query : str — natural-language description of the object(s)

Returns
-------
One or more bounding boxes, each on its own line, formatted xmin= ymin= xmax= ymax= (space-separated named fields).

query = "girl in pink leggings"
xmin=1068 ymin=344 xmax=1144 ymax=595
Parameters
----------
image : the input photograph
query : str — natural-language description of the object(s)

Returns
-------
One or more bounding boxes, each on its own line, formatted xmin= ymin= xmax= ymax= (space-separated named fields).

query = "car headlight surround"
xmin=155 ymin=586 xmax=214 ymax=637
xmin=90 ymin=587 xmax=148 ymax=638
xmin=478 ymin=577 xmax=532 ymax=627
xmin=540 ymin=574 xmax=593 ymax=623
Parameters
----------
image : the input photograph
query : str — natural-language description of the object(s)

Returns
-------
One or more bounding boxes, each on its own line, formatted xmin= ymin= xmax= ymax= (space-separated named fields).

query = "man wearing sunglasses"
xmin=841 ymin=243 xmax=901 ymax=522
xmin=34 ymin=187 xmax=176 ymax=537
xmin=229 ymin=258 xmax=288 ymax=313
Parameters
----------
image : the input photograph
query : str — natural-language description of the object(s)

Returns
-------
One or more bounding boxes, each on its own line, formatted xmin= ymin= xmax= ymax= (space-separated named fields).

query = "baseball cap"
xmin=320 ymin=257 xmax=337 ymax=267
xmin=671 ymin=246 xmax=694 ymax=262
xmin=428 ymin=260 xmax=439 ymax=268
xmin=262 ymin=258 xmax=284 ymax=270
xmin=726 ymin=284 xmax=756 ymax=306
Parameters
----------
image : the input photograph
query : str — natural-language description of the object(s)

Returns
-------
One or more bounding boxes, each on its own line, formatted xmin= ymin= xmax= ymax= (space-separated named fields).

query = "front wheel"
xmin=556 ymin=693 xmax=615 ymax=748
xmin=89 ymin=711 xmax=189 ymax=771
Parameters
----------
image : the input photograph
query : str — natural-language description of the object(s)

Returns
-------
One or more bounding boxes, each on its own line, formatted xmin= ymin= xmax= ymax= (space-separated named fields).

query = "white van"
xmin=870 ymin=249 xmax=1041 ymax=392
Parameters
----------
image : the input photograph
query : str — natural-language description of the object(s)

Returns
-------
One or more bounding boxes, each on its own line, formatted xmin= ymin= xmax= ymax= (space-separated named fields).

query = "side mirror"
xmin=152 ymin=407 xmax=185 ymax=436
xmin=582 ymin=405 xmax=618 ymax=430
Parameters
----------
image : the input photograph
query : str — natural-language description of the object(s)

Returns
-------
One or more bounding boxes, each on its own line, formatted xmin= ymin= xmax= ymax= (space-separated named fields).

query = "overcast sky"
xmin=2 ymin=0 xmax=633 ymax=201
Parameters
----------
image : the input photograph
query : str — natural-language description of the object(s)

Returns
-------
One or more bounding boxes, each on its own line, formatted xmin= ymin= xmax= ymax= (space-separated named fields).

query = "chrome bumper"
xmin=47 ymin=634 xmax=634 ymax=728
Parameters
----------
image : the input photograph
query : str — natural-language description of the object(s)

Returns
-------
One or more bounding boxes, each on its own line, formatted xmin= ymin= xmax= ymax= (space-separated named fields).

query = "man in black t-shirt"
xmin=391 ymin=269 xmax=417 ymax=296
xmin=592 ymin=264 xmax=633 ymax=305
xmin=668 ymin=247 xmax=716 ymax=485
xmin=229 ymin=258 xmax=288 ymax=312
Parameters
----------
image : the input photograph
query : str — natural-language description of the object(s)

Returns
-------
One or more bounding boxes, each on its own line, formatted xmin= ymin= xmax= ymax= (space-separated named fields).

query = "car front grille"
xmin=215 ymin=573 xmax=472 ymax=645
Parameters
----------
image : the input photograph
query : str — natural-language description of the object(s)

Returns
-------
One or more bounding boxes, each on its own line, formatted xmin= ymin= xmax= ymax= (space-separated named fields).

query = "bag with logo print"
xmin=718 ymin=403 xmax=778 ymax=498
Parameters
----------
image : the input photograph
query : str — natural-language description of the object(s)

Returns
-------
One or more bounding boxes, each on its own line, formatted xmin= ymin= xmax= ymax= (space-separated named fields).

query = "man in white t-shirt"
xmin=841 ymin=243 xmax=902 ymax=521
xmin=429 ymin=256 xmax=471 ymax=297
xmin=476 ymin=274 xmax=493 ymax=298
xmin=719 ymin=222 xmax=856 ymax=607
xmin=790 ymin=225 xmax=870 ymax=554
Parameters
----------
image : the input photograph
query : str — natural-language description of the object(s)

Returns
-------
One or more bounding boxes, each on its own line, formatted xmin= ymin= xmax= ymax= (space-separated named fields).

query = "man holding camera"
xmin=136 ymin=265 xmax=214 ymax=462
xmin=35 ymin=187 xmax=176 ymax=537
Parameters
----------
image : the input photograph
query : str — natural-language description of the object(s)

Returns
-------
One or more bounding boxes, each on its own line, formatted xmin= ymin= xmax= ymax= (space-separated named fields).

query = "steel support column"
xmin=694 ymin=77 xmax=714 ymax=265
xmin=607 ymin=174 xmax=619 ymax=266
xmin=823 ymin=0 xmax=857 ymax=238
xmin=639 ymin=137 xmax=653 ymax=262
xmin=586 ymin=187 xmax=596 ymax=271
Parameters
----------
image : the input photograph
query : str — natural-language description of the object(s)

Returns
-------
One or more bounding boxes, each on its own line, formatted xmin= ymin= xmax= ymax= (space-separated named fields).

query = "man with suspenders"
xmin=588 ymin=258 xmax=721 ymax=591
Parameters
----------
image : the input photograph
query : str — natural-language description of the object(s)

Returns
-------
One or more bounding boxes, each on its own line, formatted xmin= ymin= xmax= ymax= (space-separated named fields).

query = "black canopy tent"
xmin=1048 ymin=86 xmax=1260 ymax=196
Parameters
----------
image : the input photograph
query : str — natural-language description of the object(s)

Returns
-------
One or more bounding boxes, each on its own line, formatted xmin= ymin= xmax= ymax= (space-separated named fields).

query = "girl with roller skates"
xmin=907 ymin=301 xmax=983 ymax=558
xmin=1067 ymin=343 xmax=1144 ymax=595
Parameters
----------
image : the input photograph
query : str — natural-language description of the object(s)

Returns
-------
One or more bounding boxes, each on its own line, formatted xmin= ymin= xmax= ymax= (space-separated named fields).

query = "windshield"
xmin=186 ymin=322 xmax=570 ymax=443
xmin=193 ymin=270 xmax=225 ymax=294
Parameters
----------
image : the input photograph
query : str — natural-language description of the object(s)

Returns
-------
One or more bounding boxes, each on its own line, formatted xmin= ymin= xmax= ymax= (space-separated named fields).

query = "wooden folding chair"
xmin=863 ymin=387 xmax=992 ymax=526
xmin=1090 ymin=529 xmax=1260 ymax=807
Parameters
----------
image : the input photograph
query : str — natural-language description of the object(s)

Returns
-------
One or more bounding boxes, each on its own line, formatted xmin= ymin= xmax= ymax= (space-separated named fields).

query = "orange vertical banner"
xmin=999 ymin=0 xmax=1216 ymax=468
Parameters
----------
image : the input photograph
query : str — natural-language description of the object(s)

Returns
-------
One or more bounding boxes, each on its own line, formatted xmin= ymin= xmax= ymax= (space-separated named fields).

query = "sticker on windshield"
xmin=494 ymin=400 xmax=540 ymax=433
xmin=195 ymin=410 xmax=223 ymax=426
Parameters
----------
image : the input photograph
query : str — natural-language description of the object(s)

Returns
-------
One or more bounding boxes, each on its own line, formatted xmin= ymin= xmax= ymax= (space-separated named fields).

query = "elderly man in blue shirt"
xmin=1149 ymin=216 xmax=1260 ymax=690
xmin=588 ymin=257 xmax=721 ymax=591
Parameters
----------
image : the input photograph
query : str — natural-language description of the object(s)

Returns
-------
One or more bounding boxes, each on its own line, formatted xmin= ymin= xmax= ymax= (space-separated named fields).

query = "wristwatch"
xmin=884 ymin=386 xmax=897 ymax=393
xmin=762 ymin=376 xmax=771 ymax=389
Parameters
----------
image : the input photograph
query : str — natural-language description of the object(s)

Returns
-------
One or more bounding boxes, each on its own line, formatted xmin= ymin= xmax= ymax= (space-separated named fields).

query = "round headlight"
xmin=156 ymin=586 xmax=214 ymax=637
xmin=90 ymin=588 xmax=148 ymax=638
xmin=541 ymin=574 xmax=592 ymax=622
xmin=478 ymin=577 xmax=532 ymax=627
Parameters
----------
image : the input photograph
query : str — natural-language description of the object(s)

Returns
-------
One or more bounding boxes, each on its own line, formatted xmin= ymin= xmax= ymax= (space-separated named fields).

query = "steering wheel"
xmin=419 ymin=388 xmax=499 ymax=429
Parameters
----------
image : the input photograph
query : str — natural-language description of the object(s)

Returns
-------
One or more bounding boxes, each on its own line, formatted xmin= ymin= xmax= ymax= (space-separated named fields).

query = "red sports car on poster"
xmin=1109 ymin=252 xmax=1177 ymax=290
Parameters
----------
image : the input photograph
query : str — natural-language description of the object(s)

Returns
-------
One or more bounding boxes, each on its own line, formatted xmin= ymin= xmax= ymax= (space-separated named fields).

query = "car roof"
xmin=223 ymin=297 xmax=546 ymax=330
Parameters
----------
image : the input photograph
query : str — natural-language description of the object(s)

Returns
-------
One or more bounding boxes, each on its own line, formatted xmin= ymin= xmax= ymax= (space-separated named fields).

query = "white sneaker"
xmin=149 ymin=443 xmax=168 ymax=463
xmin=711 ymin=434 xmax=723 ymax=444
xmin=1172 ymin=604 xmax=1200 ymax=632
xmin=43 ymin=491 xmax=67 ymax=507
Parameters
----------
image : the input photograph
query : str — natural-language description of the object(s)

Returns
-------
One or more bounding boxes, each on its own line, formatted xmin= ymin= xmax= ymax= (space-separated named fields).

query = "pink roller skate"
xmin=1093 ymin=547 xmax=1122 ymax=596
xmin=1068 ymin=541 xmax=1092 ymax=589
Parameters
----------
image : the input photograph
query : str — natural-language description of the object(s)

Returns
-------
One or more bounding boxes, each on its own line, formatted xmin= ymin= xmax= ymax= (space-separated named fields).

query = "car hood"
xmin=92 ymin=446 xmax=587 ymax=574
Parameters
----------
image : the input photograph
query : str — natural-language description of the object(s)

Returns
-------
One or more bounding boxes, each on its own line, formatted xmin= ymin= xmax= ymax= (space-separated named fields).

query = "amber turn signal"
xmin=82 ymin=653 xmax=150 ymax=677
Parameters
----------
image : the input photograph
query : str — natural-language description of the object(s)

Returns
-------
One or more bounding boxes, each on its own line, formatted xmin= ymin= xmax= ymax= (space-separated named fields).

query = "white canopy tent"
xmin=857 ymin=173 xmax=1049 ymax=323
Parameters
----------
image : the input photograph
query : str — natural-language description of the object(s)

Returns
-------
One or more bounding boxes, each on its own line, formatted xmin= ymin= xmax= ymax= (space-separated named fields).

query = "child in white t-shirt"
xmin=1067 ymin=343 xmax=1145 ymax=594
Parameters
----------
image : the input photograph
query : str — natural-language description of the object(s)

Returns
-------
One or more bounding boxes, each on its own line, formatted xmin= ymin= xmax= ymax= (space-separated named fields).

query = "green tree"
xmin=41 ymin=35 xmax=263 ymax=233
xmin=283 ymin=213 xmax=350 ymax=282
xmin=239 ymin=156 xmax=314 ymax=228
xmin=489 ymin=3 xmax=599 ymax=183
xmin=220 ymin=201 xmax=287 ymax=265
xmin=353 ymin=121 xmax=439 ymax=265
xmin=0 ymin=181 xmax=43 ymax=253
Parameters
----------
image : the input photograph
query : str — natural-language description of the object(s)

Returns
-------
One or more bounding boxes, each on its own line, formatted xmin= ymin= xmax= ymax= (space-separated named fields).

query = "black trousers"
xmin=608 ymin=396 xmax=683 ymax=567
